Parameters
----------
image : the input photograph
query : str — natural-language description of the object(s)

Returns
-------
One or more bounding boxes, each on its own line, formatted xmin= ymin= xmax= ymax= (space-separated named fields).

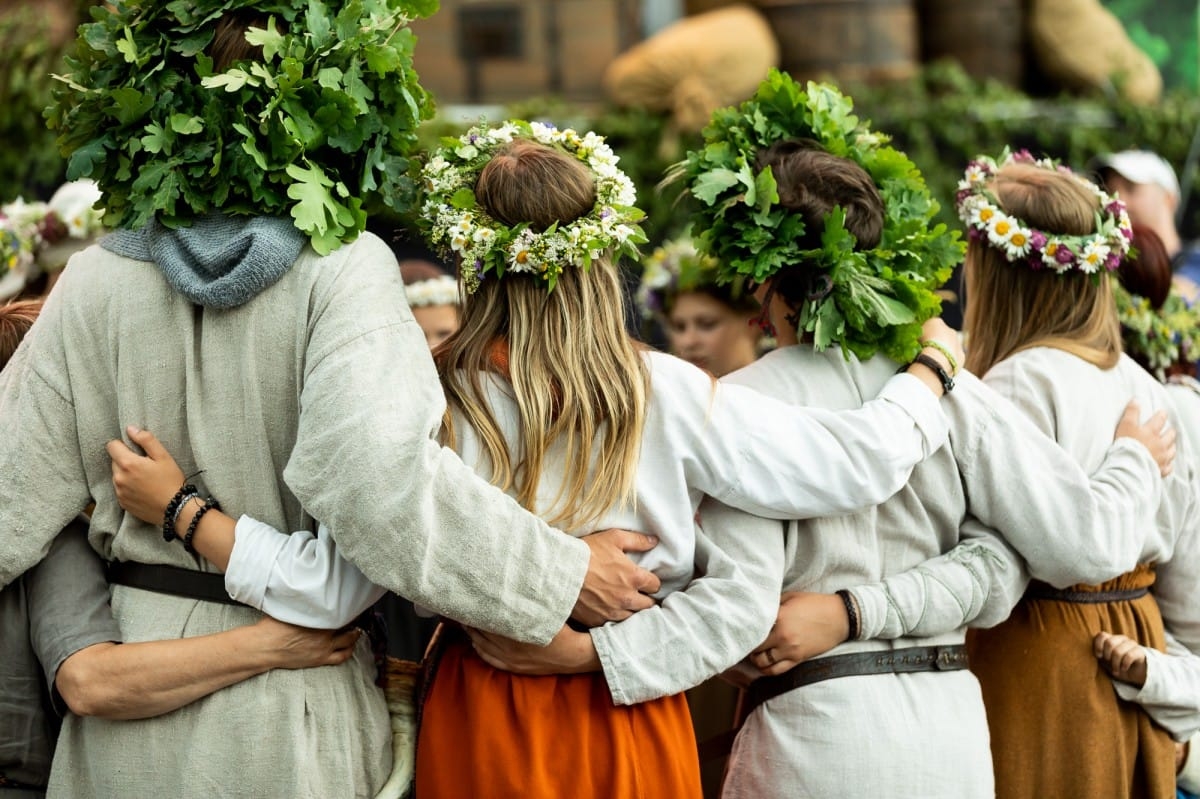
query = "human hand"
xmin=106 ymin=426 xmax=187 ymax=525
xmin=749 ymin=591 xmax=850 ymax=677
xmin=464 ymin=624 xmax=601 ymax=675
xmin=1115 ymin=401 xmax=1175 ymax=477
xmin=253 ymin=616 xmax=361 ymax=670
xmin=1093 ymin=631 xmax=1148 ymax=687
xmin=919 ymin=317 xmax=965 ymax=375
xmin=573 ymin=529 xmax=661 ymax=627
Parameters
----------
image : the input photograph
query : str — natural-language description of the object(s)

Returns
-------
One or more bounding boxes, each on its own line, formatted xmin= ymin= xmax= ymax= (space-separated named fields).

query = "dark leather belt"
xmin=1024 ymin=582 xmax=1150 ymax=604
xmin=106 ymin=561 xmax=241 ymax=606
xmin=742 ymin=644 xmax=969 ymax=720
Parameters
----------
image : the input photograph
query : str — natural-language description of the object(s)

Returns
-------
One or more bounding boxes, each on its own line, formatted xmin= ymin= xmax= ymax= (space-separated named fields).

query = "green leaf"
xmin=107 ymin=87 xmax=155 ymax=126
xmin=201 ymin=71 xmax=255 ymax=92
xmin=449 ymin=187 xmax=476 ymax=210
xmin=170 ymin=114 xmax=204 ymax=135
xmin=115 ymin=28 xmax=138 ymax=64
xmin=691 ymin=168 xmax=741 ymax=205
xmin=286 ymin=160 xmax=336 ymax=236
xmin=245 ymin=17 xmax=285 ymax=61
xmin=140 ymin=123 xmax=172 ymax=155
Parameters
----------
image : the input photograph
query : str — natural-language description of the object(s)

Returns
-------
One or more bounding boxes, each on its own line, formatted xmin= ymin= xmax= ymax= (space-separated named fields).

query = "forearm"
xmin=56 ymin=626 xmax=275 ymax=720
xmin=591 ymin=500 xmax=784 ymax=705
xmin=850 ymin=518 xmax=1029 ymax=640
xmin=710 ymin=375 xmax=948 ymax=520
xmin=173 ymin=498 xmax=237 ymax=570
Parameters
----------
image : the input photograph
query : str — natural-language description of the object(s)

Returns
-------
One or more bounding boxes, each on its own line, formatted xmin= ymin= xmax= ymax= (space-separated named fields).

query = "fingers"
xmin=105 ymin=438 xmax=138 ymax=466
xmin=331 ymin=627 xmax=361 ymax=651
xmin=127 ymin=425 xmax=171 ymax=461
xmin=631 ymin=565 xmax=662 ymax=596
xmin=608 ymin=529 xmax=659 ymax=554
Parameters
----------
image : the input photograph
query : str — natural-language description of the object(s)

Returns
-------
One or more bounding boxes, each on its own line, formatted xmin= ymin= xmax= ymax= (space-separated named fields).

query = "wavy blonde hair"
xmin=437 ymin=140 xmax=648 ymax=531
xmin=964 ymin=162 xmax=1122 ymax=376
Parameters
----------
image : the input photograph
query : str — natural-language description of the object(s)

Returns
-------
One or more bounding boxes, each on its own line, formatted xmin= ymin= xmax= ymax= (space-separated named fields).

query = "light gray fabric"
xmin=100 ymin=215 xmax=305 ymax=309
xmin=715 ymin=345 xmax=1166 ymax=798
xmin=47 ymin=586 xmax=391 ymax=799
xmin=0 ymin=231 xmax=594 ymax=796
xmin=0 ymin=518 xmax=120 ymax=795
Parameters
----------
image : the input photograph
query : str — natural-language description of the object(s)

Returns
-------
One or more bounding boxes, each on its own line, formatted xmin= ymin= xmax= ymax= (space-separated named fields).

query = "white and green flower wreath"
xmin=421 ymin=120 xmax=647 ymax=294
xmin=405 ymin=274 xmax=460 ymax=308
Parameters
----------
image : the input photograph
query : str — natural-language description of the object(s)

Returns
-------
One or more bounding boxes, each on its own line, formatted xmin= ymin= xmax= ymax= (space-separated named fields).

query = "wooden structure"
xmin=410 ymin=0 xmax=642 ymax=104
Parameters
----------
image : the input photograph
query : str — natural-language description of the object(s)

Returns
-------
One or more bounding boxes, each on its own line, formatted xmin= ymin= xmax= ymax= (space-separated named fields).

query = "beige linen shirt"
xmin=0 ymin=232 xmax=589 ymax=644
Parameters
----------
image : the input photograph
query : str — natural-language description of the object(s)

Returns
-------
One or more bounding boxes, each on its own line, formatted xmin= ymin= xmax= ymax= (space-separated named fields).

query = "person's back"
xmin=16 ymin=232 xmax=396 ymax=796
xmin=721 ymin=347 xmax=993 ymax=797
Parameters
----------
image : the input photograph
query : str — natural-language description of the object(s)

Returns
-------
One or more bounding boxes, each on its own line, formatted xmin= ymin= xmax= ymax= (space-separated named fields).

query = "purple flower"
xmin=1104 ymin=252 xmax=1122 ymax=271
xmin=1012 ymin=149 xmax=1034 ymax=163
xmin=968 ymin=227 xmax=984 ymax=242
xmin=1029 ymin=231 xmax=1047 ymax=251
xmin=1105 ymin=200 xmax=1125 ymax=216
xmin=1121 ymin=226 xmax=1134 ymax=240
xmin=600 ymin=208 xmax=612 ymax=220
xmin=1055 ymin=245 xmax=1075 ymax=264
xmin=955 ymin=189 xmax=971 ymax=204
xmin=469 ymin=133 xmax=479 ymax=144
xmin=1027 ymin=255 xmax=1044 ymax=270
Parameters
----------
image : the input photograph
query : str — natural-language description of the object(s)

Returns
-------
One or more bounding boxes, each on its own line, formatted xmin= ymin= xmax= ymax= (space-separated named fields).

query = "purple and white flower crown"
xmin=955 ymin=149 xmax=1133 ymax=275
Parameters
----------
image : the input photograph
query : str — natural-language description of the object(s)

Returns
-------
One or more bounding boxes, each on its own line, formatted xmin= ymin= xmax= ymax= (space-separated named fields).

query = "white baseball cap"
xmin=1093 ymin=150 xmax=1180 ymax=198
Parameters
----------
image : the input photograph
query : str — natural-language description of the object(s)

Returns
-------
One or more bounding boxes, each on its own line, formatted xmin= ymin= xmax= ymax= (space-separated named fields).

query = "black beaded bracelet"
xmin=912 ymin=352 xmax=955 ymax=394
xmin=163 ymin=484 xmax=198 ymax=542
xmin=835 ymin=588 xmax=861 ymax=641
xmin=182 ymin=497 xmax=221 ymax=555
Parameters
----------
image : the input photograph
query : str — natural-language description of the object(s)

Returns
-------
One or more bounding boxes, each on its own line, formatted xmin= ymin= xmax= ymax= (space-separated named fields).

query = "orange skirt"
xmin=415 ymin=634 xmax=703 ymax=799
xmin=966 ymin=564 xmax=1175 ymax=799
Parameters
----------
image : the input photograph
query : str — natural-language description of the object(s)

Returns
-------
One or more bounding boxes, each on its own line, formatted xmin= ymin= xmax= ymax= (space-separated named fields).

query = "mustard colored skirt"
xmin=416 ymin=634 xmax=703 ymax=799
xmin=967 ymin=564 xmax=1175 ymax=799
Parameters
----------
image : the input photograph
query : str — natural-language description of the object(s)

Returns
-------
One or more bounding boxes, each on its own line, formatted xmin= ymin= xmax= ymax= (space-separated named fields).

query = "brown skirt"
xmin=415 ymin=634 xmax=703 ymax=799
xmin=966 ymin=564 xmax=1175 ymax=799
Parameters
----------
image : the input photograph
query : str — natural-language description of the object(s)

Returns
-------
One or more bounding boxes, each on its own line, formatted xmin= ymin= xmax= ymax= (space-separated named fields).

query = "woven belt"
xmin=742 ymin=644 xmax=968 ymax=720
xmin=1024 ymin=582 xmax=1150 ymax=604
xmin=106 ymin=561 xmax=241 ymax=606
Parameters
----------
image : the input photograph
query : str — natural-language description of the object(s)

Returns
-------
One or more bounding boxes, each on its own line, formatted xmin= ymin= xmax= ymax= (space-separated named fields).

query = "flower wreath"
xmin=636 ymin=235 xmax=722 ymax=318
xmin=955 ymin=149 xmax=1134 ymax=275
xmin=420 ymin=120 xmax=647 ymax=294
xmin=0 ymin=180 xmax=106 ymax=281
xmin=405 ymin=274 xmax=460 ymax=308
xmin=1113 ymin=282 xmax=1200 ymax=379
xmin=670 ymin=69 xmax=962 ymax=363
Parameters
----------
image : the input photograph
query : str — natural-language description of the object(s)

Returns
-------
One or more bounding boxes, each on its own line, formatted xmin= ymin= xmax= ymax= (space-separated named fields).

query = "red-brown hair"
xmin=0 ymin=299 xmax=43 ymax=370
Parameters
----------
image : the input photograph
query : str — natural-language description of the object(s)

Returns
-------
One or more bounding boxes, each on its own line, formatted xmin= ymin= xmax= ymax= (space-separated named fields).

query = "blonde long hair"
xmin=964 ymin=162 xmax=1122 ymax=376
xmin=437 ymin=140 xmax=649 ymax=531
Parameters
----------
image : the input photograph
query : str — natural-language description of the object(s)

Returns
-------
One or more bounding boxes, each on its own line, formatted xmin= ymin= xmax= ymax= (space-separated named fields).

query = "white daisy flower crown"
xmin=955 ymin=149 xmax=1133 ymax=275
xmin=420 ymin=120 xmax=647 ymax=294
xmin=405 ymin=274 xmax=460 ymax=308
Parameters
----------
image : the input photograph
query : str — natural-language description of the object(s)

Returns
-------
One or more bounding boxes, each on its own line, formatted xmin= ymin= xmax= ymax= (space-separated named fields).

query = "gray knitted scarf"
xmin=101 ymin=215 xmax=307 ymax=309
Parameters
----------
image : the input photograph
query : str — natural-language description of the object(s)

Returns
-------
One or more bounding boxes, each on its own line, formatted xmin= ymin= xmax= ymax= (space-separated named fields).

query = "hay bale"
xmin=1028 ymin=0 xmax=1161 ymax=105
xmin=603 ymin=4 xmax=779 ymax=134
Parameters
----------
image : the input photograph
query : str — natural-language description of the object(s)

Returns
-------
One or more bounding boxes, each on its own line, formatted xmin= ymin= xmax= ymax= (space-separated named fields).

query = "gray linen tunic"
xmin=714 ymin=346 xmax=1162 ymax=799
xmin=0 ymin=232 xmax=592 ymax=798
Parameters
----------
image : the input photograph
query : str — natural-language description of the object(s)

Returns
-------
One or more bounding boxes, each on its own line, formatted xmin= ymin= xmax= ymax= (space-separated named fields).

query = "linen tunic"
xmin=0 ymin=233 xmax=609 ymax=798
xmin=712 ymin=345 xmax=1163 ymax=799
xmin=971 ymin=348 xmax=1200 ymax=799
xmin=225 ymin=349 xmax=950 ymax=700
xmin=416 ymin=348 xmax=949 ymax=799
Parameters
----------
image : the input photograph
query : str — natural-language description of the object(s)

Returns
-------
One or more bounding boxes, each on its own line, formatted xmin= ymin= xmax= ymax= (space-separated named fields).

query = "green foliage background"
xmin=1103 ymin=0 xmax=1199 ymax=90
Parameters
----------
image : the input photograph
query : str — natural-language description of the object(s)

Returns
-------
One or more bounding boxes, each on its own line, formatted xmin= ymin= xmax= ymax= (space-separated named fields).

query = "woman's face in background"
xmin=412 ymin=304 xmax=459 ymax=350
xmin=665 ymin=291 xmax=760 ymax=377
